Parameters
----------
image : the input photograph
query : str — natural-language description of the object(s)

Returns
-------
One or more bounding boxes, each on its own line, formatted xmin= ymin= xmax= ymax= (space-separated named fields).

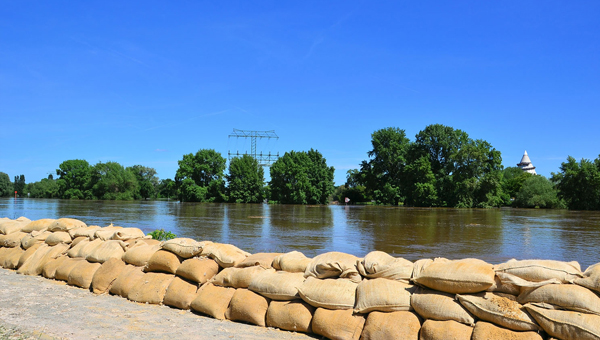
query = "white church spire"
xmin=517 ymin=150 xmax=537 ymax=175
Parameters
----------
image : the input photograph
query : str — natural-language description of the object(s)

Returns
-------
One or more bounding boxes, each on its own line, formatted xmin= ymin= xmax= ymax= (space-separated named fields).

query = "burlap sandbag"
xmin=357 ymin=251 xmax=413 ymax=282
xmin=109 ymin=265 xmax=145 ymax=298
xmin=162 ymin=276 xmax=199 ymax=310
xmin=0 ymin=247 xmax=11 ymax=266
xmin=311 ymin=308 xmax=365 ymax=340
xmin=176 ymin=257 xmax=219 ymax=284
xmin=236 ymin=252 xmax=282 ymax=269
xmin=18 ymin=243 xmax=69 ymax=276
xmin=70 ymin=236 xmax=88 ymax=247
xmin=42 ymin=255 xmax=69 ymax=279
xmin=518 ymin=283 xmax=600 ymax=315
xmin=17 ymin=243 xmax=42 ymax=269
xmin=55 ymin=257 xmax=86 ymax=281
xmin=21 ymin=230 xmax=51 ymax=250
xmin=48 ymin=218 xmax=86 ymax=232
xmin=525 ymin=304 xmax=600 ymax=340
xmin=487 ymin=274 xmax=521 ymax=295
xmin=91 ymin=258 xmax=127 ymax=294
xmin=144 ymin=250 xmax=182 ymax=274
xmin=266 ymin=300 xmax=314 ymax=333
xmin=200 ymin=242 xmax=250 ymax=268
xmin=0 ymin=219 xmax=30 ymax=235
xmin=412 ymin=258 xmax=495 ymax=294
xmin=68 ymin=225 xmax=101 ymax=239
xmin=212 ymin=266 xmax=274 ymax=289
xmin=110 ymin=227 xmax=145 ymax=241
xmin=272 ymin=251 xmax=313 ymax=273
xmin=128 ymin=272 xmax=175 ymax=304
xmin=21 ymin=219 xmax=55 ymax=233
xmin=45 ymin=231 xmax=72 ymax=246
xmin=248 ymin=271 xmax=305 ymax=300
xmin=457 ymin=292 xmax=539 ymax=331
xmin=123 ymin=243 xmax=161 ymax=267
xmin=67 ymin=238 xmax=91 ymax=258
xmin=419 ymin=320 xmax=474 ymax=340
xmin=471 ymin=321 xmax=543 ymax=340
xmin=495 ymin=259 xmax=583 ymax=283
xmin=0 ymin=232 xmax=27 ymax=247
xmin=161 ymin=238 xmax=207 ymax=259
xmin=68 ymin=261 xmax=102 ymax=289
xmin=298 ymin=276 xmax=358 ymax=310
xmin=86 ymin=240 xmax=126 ymax=263
xmin=190 ymin=283 xmax=236 ymax=320
xmin=225 ymin=288 xmax=270 ymax=326
xmin=0 ymin=246 xmax=24 ymax=269
xmin=410 ymin=288 xmax=475 ymax=326
xmin=575 ymin=262 xmax=600 ymax=294
xmin=304 ymin=252 xmax=362 ymax=283
xmin=361 ymin=311 xmax=421 ymax=340
xmin=94 ymin=225 xmax=123 ymax=241
xmin=354 ymin=278 xmax=414 ymax=313
xmin=72 ymin=238 xmax=103 ymax=258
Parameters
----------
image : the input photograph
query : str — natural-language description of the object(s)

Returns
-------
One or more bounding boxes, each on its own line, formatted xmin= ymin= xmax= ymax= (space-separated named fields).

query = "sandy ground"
xmin=0 ymin=269 xmax=317 ymax=340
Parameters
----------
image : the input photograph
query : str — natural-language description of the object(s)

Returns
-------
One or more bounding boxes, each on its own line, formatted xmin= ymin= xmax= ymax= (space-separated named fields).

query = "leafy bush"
xmin=148 ymin=229 xmax=176 ymax=241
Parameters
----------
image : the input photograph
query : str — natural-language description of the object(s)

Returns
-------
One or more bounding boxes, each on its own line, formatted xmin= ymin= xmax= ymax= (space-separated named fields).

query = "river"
xmin=2 ymin=198 xmax=600 ymax=269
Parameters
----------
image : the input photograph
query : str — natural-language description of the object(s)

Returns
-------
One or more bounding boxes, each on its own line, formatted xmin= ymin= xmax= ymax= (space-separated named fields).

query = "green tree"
xmin=127 ymin=165 xmax=159 ymax=200
xmin=404 ymin=155 xmax=438 ymax=206
xmin=56 ymin=159 xmax=92 ymax=199
xmin=175 ymin=149 xmax=227 ymax=202
xmin=14 ymin=175 xmax=26 ymax=196
xmin=89 ymin=162 xmax=139 ymax=200
xmin=27 ymin=178 xmax=59 ymax=198
xmin=227 ymin=155 xmax=265 ymax=203
xmin=552 ymin=156 xmax=600 ymax=210
xmin=0 ymin=172 xmax=13 ymax=197
xmin=269 ymin=149 xmax=334 ymax=204
xmin=514 ymin=175 xmax=564 ymax=209
xmin=501 ymin=167 xmax=533 ymax=204
xmin=157 ymin=179 xmax=176 ymax=199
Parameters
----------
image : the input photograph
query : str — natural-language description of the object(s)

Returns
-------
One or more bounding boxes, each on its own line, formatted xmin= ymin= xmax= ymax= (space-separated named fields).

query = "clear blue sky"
xmin=1 ymin=1 xmax=599 ymax=185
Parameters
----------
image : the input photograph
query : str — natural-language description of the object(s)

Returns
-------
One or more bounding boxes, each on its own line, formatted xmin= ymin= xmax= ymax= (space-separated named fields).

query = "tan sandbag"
xmin=68 ymin=225 xmax=101 ymax=239
xmin=0 ymin=219 xmax=30 ymax=235
xmin=457 ymin=292 xmax=539 ymax=331
xmin=162 ymin=276 xmax=199 ymax=310
xmin=419 ymin=320 xmax=473 ymax=340
xmin=21 ymin=230 xmax=52 ymax=250
xmin=17 ymin=242 xmax=42 ymax=269
xmin=109 ymin=227 xmax=145 ymax=240
xmin=68 ymin=261 xmax=102 ymax=289
xmin=136 ymin=238 xmax=161 ymax=246
xmin=144 ymin=250 xmax=182 ymax=274
xmin=304 ymin=251 xmax=362 ymax=283
xmin=175 ymin=257 xmax=219 ymax=284
xmin=72 ymin=238 xmax=103 ymax=258
xmin=471 ymin=321 xmax=543 ymax=340
xmin=21 ymin=219 xmax=55 ymax=233
xmin=48 ymin=218 xmax=86 ymax=232
xmin=357 ymin=251 xmax=413 ymax=282
xmin=249 ymin=271 xmax=305 ymax=300
xmin=190 ymin=283 xmax=236 ymax=320
xmin=361 ymin=311 xmax=420 ymax=340
xmin=225 ymin=288 xmax=270 ymax=326
xmin=410 ymin=288 xmax=475 ymax=326
xmin=266 ymin=300 xmax=314 ymax=333
xmin=200 ymin=242 xmax=250 ymax=267
xmin=0 ymin=232 xmax=27 ymax=247
xmin=94 ymin=225 xmax=123 ymax=241
xmin=0 ymin=246 xmax=24 ymax=269
xmin=86 ymin=240 xmax=126 ymax=263
xmin=42 ymin=255 xmax=69 ymax=279
xmin=128 ymin=272 xmax=174 ymax=304
xmin=272 ymin=251 xmax=313 ymax=273
xmin=122 ymin=243 xmax=161 ymax=267
xmin=525 ymin=304 xmax=600 ymax=340
xmin=298 ymin=276 xmax=358 ymax=310
xmin=495 ymin=259 xmax=583 ymax=283
xmin=412 ymin=258 xmax=495 ymax=294
xmin=109 ymin=265 xmax=145 ymax=298
xmin=45 ymin=231 xmax=72 ymax=246
xmin=212 ymin=266 xmax=274 ymax=289
xmin=487 ymin=274 xmax=521 ymax=295
xmin=354 ymin=278 xmax=414 ymax=313
xmin=312 ymin=308 xmax=365 ymax=340
xmin=17 ymin=243 xmax=69 ymax=276
xmin=91 ymin=258 xmax=127 ymax=294
xmin=575 ymin=262 xmax=600 ymax=294
xmin=161 ymin=238 xmax=207 ymax=259
xmin=236 ymin=252 xmax=282 ymax=268
xmin=55 ymin=257 xmax=86 ymax=281
xmin=67 ymin=238 xmax=91 ymax=258
xmin=518 ymin=283 xmax=600 ymax=315
xmin=70 ymin=236 xmax=88 ymax=247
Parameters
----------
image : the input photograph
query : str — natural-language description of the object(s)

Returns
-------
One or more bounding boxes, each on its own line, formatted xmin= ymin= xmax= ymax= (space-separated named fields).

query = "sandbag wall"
xmin=1 ymin=216 xmax=600 ymax=340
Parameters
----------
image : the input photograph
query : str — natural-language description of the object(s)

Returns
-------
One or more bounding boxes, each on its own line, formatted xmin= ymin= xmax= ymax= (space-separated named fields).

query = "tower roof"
xmin=519 ymin=150 xmax=531 ymax=165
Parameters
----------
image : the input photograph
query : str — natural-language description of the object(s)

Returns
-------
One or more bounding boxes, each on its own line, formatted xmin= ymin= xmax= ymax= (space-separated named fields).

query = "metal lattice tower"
xmin=228 ymin=129 xmax=279 ymax=166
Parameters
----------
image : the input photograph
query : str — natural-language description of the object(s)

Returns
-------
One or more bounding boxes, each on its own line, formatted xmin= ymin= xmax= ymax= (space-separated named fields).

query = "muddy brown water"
xmin=2 ymin=198 xmax=600 ymax=269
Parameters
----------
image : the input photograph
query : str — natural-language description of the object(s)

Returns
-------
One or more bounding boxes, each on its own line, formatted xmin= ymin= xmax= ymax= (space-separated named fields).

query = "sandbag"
xmin=471 ymin=321 xmax=543 ymax=340
xmin=272 ymin=251 xmax=313 ymax=273
xmin=122 ymin=243 xmax=161 ymax=267
xmin=72 ymin=238 xmax=103 ymax=258
xmin=42 ymin=255 xmax=69 ymax=279
xmin=21 ymin=230 xmax=52 ymax=250
xmin=109 ymin=265 xmax=145 ymax=298
xmin=45 ymin=231 xmax=72 ymax=246
xmin=311 ymin=308 xmax=365 ymax=340
xmin=55 ymin=257 xmax=86 ymax=281
xmin=48 ymin=218 xmax=86 ymax=232
xmin=128 ymin=272 xmax=174 ymax=304
xmin=0 ymin=232 xmax=27 ymax=247
xmin=21 ymin=219 xmax=55 ymax=233
xmin=518 ymin=283 xmax=600 ymax=315
xmin=575 ymin=262 xmax=600 ymax=294
xmin=212 ymin=266 xmax=274 ymax=289
xmin=495 ymin=259 xmax=583 ymax=283
xmin=68 ymin=261 xmax=102 ymax=289
xmin=86 ymin=240 xmax=126 ymax=263
xmin=200 ymin=242 xmax=250 ymax=267
xmin=144 ymin=250 xmax=182 ymax=274
xmin=487 ymin=274 xmax=521 ymax=295
xmin=457 ymin=292 xmax=539 ymax=331
xmin=110 ymin=227 xmax=145 ymax=241
xmin=0 ymin=246 xmax=24 ymax=269
xmin=410 ymin=288 xmax=475 ymax=326
xmin=68 ymin=225 xmax=101 ymax=239
xmin=412 ymin=258 xmax=495 ymax=294
xmin=354 ymin=278 xmax=414 ymax=313
xmin=525 ymin=304 xmax=600 ymax=340
xmin=70 ymin=236 xmax=88 ymax=247
xmin=225 ymin=288 xmax=270 ymax=327
xmin=266 ymin=300 xmax=314 ymax=333
xmin=161 ymin=238 xmax=207 ymax=259
xmin=94 ymin=225 xmax=123 ymax=241
xmin=248 ymin=271 xmax=305 ymax=300
xmin=190 ymin=283 xmax=236 ymax=320
xmin=17 ymin=243 xmax=43 ymax=269
xmin=91 ymin=258 xmax=127 ymax=294
xmin=162 ymin=276 xmax=199 ymax=310
xmin=357 ymin=251 xmax=413 ymax=282
xmin=67 ymin=238 xmax=91 ymax=258
xmin=298 ymin=276 xmax=358 ymax=310
xmin=18 ymin=243 xmax=69 ymax=276
xmin=17 ymin=244 xmax=53 ymax=275
xmin=419 ymin=320 xmax=473 ymax=340
xmin=236 ymin=252 xmax=282 ymax=269
xmin=0 ymin=219 xmax=30 ymax=235
xmin=175 ymin=257 xmax=219 ymax=284
xmin=361 ymin=311 xmax=420 ymax=340
xmin=304 ymin=251 xmax=362 ymax=283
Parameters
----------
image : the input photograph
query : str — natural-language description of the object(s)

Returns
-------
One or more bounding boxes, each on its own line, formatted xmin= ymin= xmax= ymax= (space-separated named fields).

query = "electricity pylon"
xmin=228 ymin=129 xmax=279 ymax=166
